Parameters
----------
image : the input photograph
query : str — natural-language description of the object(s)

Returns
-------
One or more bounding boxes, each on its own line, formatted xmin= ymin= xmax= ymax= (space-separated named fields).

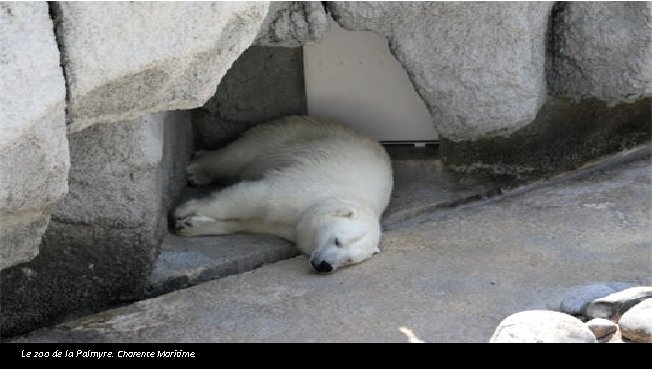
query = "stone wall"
xmin=1 ymin=2 xmax=273 ymax=273
xmin=439 ymin=2 xmax=652 ymax=182
xmin=440 ymin=97 xmax=651 ymax=184
xmin=1 ymin=112 xmax=193 ymax=337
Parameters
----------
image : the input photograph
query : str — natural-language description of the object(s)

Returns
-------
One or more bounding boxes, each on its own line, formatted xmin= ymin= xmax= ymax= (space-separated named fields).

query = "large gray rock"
xmin=559 ymin=282 xmax=633 ymax=316
xmin=490 ymin=311 xmax=597 ymax=343
xmin=51 ymin=2 xmax=269 ymax=133
xmin=0 ymin=111 xmax=193 ymax=337
xmin=193 ymin=46 xmax=307 ymax=149
xmin=0 ymin=2 xmax=69 ymax=269
xmin=255 ymin=2 xmax=329 ymax=47
xmin=586 ymin=286 xmax=652 ymax=320
xmin=549 ymin=2 xmax=652 ymax=105
xmin=618 ymin=299 xmax=652 ymax=343
xmin=328 ymin=2 xmax=553 ymax=141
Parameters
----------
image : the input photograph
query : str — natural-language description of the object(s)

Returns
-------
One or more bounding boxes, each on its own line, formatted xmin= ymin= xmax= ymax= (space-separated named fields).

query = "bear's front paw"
xmin=174 ymin=217 xmax=196 ymax=236
xmin=174 ymin=215 xmax=216 ymax=236
xmin=186 ymin=161 xmax=212 ymax=187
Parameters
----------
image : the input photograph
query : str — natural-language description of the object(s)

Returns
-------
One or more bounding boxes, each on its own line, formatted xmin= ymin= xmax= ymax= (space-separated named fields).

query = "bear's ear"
xmin=333 ymin=208 xmax=356 ymax=218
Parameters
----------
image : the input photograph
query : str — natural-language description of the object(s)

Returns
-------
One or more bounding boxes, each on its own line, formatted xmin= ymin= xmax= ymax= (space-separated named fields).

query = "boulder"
xmin=0 ymin=2 xmax=69 ymax=269
xmin=549 ymin=2 xmax=652 ymax=105
xmin=51 ymin=2 xmax=269 ymax=133
xmin=559 ymin=282 xmax=632 ymax=316
xmin=586 ymin=286 xmax=652 ymax=320
xmin=328 ymin=2 xmax=553 ymax=141
xmin=490 ymin=310 xmax=596 ymax=343
xmin=0 ymin=111 xmax=193 ymax=337
xmin=255 ymin=2 xmax=329 ymax=47
xmin=618 ymin=299 xmax=652 ymax=343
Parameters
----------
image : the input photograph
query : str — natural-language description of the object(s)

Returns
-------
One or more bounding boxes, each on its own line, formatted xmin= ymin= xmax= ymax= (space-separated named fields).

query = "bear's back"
xmin=240 ymin=116 xmax=393 ymax=214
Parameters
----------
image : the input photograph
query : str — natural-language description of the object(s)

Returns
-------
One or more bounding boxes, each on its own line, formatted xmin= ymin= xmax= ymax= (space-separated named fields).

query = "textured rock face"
xmin=193 ymin=46 xmax=306 ymax=149
xmin=51 ymin=2 xmax=269 ymax=133
xmin=328 ymin=2 xmax=553 ymax=141
xmin=549 ymin=2 xmax=652 ymax=105
xmin=440 ymin=97 xmax=651 ymax=184
xmin=490 ymin=311 xmax=597 ymax=343
xmin=586 ymin=287 xmax=652 ymax=320
xmin=0 ymin=112 xmax=193 ymax=337
xmin=560 ymin=283 xmax=634 ymax=316
xmin=619 ymin=299 xmax=652 ymax=343
xmin=255 ymin=2 xmax=329 ymax=47
xmin=0 ymin=2 xmax=69 ymax=269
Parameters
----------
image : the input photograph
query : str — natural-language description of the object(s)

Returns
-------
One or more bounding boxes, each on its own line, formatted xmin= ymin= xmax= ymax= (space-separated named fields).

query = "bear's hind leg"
xmin=186 ymin=149 xmax=242 ymax=186
xmin=186 ymin=131 xmax=282 ymax=186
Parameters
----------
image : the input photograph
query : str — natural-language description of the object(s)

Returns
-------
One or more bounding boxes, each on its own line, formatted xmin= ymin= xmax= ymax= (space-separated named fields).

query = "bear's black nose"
xmin=311 ymin=260 xmax=333 ymax=273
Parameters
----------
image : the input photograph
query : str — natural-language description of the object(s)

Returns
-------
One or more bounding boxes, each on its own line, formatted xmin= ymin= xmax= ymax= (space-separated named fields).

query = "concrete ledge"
xmin=147 ymin=233 xmax=300 ymax=298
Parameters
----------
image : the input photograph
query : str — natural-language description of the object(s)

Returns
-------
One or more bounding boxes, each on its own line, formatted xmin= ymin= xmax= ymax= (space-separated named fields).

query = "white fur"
xmin=174 ymin=116 xmax=393 ymax=272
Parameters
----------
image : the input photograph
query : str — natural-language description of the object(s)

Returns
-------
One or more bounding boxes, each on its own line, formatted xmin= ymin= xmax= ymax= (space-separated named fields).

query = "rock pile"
xmin=490 ymin=285 xmax=652 ymax=343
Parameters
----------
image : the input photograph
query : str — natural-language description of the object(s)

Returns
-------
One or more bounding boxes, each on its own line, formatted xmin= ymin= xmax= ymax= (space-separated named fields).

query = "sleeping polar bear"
xmin=173 ymin=116 xmax=393 ymax=273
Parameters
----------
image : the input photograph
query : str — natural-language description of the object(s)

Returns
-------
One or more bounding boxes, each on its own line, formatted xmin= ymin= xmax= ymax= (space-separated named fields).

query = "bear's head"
xmin=297 ymin=201 xmax=381 ymax=273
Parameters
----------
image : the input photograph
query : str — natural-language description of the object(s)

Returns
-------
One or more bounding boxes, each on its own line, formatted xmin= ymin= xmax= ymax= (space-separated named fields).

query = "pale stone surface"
xmin=618 ymin=299 xmax=652 ymax=343
xmin=255 ymin=2 xmax=329 ymax=47
xmin=585 ymin=318 xmax=618 ymax=339
xmin=586 ymin=287 xmax=652 ymax=320
xmin=328 ymin=2 xmax=552 ymax=141
xmin=0 ymin=2 xmax=69 ymax=269
xmin=147 ymin=233 xmax=299 ymax=298
xmin=1 ymin=112 xmax=193 ymax=337
xmin=549 ymin=2 xmax=652 ymax=105
xmin=15 ymin=155 xmax=651 ymax=342
xmin=51 ymin=2 xmax=269 ymax=132
xmin=490 ymin=311 xmax=596 ymax=343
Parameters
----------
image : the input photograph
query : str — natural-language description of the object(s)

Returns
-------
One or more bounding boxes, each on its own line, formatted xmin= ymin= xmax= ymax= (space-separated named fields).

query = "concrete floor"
xmin=14 ymin=149 xmax=652 ymax=343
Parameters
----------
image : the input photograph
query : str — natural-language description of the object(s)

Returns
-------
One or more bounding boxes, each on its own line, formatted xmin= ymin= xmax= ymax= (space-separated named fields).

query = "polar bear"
xmin=173 ymin=115 xmax=393 ymax=273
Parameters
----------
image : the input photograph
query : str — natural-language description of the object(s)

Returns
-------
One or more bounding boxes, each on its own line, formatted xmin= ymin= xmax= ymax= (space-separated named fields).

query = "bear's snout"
xmin=311 ymin=259 xmax=333 ymax=273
